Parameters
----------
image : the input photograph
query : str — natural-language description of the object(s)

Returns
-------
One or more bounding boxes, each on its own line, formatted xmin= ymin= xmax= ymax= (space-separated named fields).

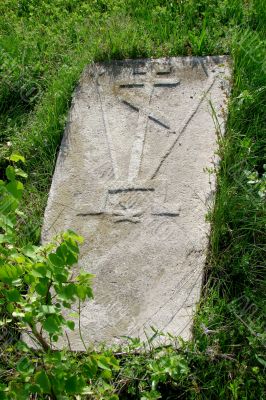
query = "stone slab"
xmin=42 ymin=57 xmax=231 ymax=350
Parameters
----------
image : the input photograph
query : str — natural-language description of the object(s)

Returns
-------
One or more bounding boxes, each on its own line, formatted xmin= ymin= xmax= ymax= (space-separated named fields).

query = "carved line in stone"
xmin=96 ymin=80 xmax=119 ymax=180
xmin=126 ymin=80 xmax=155 ymax=182
xmin=96 ymin=72 xmax=216 ymax=188
xmin=98 ymin=72 xmax=180 ymax=183
xmin=154 ymin=80 xmax=180 ymax=87
xmin=128 ymin=111 xmax=149 ymax=183
xmin=151 ymin=76 xmax=217 ymax=179
xmin=123 ymin=74 xmax=179 ymax=182
xmin=151 ymin=212 xmax=179 ymax=217
xmin=121 ymin=100 xmax=171 ymax=132
xmin=76 ymin=185 xmax=180 ymax=222
xmin=122 ymin=100 xmax=139 ymax=112
xmin=162 ymin=268 xmax=202 ymax=331
xmin=115 ymin=218 xmax=140 ymax=224
xmin=120 ymin=83 xmax=144 ymax=88
xmin=156 ymin=70 xmax=171 ymax=75
xmin=113 ymin=208 xmax=143 ymax=223
xmin=132 ymin=66 xmax=174 ymax=76
xmin=76 ymin=210 xmax=180 ymax=223
xmin=128 ymin=264 xmax=202 ymax=336
xmin=77 ymin=212 xmax=103 ymax=216
xmin=148 ymin=115 xmax=170 ymax=130
xmin=119 ymin=80 xmax=180 ymax=89
xmin=108 ymin=187 xmax=155 ymax=194
xmin=119 ymin=97 xmax=171 ymax=133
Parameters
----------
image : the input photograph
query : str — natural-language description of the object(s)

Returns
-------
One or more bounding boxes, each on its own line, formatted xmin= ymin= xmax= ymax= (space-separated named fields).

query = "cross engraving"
xmin=118 ymin=76 xmax=179 ymax=183
xmin=77 ymin=65 xmax=216 ymax=223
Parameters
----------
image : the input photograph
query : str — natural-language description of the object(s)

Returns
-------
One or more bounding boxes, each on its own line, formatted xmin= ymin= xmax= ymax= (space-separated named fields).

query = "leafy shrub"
xmin=0 ymin=156 xmax=120 ymax=399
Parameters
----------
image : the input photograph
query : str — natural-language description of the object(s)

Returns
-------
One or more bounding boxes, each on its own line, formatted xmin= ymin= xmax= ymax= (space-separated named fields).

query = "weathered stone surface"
xmin=43 ymin=57 xmax=230 ymax=349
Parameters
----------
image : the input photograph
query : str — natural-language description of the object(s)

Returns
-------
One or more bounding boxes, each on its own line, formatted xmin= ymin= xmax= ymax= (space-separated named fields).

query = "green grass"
xmin=0 ymin=0 xmax=265 ymax=398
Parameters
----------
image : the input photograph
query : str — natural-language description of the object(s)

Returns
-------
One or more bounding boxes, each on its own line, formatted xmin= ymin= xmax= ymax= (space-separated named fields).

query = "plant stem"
xmin=29 ymin=323 xmax=50 ymax=352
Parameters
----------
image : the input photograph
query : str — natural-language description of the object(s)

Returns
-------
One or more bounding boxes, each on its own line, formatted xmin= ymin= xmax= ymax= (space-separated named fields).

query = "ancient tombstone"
xmin=43 ymin=57 xmax=230 ymax=350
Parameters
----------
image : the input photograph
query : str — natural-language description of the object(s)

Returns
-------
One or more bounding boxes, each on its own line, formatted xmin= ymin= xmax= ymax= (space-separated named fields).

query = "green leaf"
xmin=76 ymin=272 xmax=94 ymax=285
xmin=76 ymin=285 xmax=87 ymax=301
xmin=62 ymin=283 xmax=77 ymax=300
xmin=48 ymin=253 xmax=64 ymax=268
xmin=14 ymin=167 xmax=28 ymax=178
xmin=21 ymin=245 xmax=38 ymax=259
xmin=15 ymin=209 xmax=25 ymax=218
xmin=63 ymin=230 xmax=84 ymax=244
xmin=0 ymin=195 xmax=19 ymax=214
xmin=97 ymin=356 xmax=112 ymax=371
xmin=35 ymin=370 xmax=51 ymax=393
xmin=35 ymin=281 xmax=49 ymax=296
xmin=43 ymin=315 xmax=60 ymax=334
xmin=27 ymin=384 xmax=41 ymax=394
xmin=52 ymin=334 xmax=59 ymax=342
xmin=101 ymin=369 xmax=112 ymax=380
xmin=17 ymin=357 xmax=33 ymax=373
xmin=5 ymin=288 xmax=21 ymax=302
xmin=54 ymin=272 xmax=68 ymax=283
xmin=68 ymin=312 xmax=79 ymax=318
xmin=7 ymin=303 xmax=14 ymax=313
xmin=255 ymin=355 xmax=266 ymax=368
xmin=66 ymin=320 xmax=75 ymax=330
xmin=108 ymin=355 xmax=120 ymax=370
xmin=76 ymin=284 xmax=93 ymax=300
xmin=0 ymin=214 xmax=16 ymax=229
xmin=0 ymin=233 xmax=15 ymax=244
xmin=83 ymin=356 xmax=98 ymax=378
xmin=6 ymin=180 xmax=24 ymax=200
xmin=16 ymin=340 xmax=30 ymax=353
xmin=64 ymin=239 xmax=79 ymax=255
xmin=57 ymin=241 xmax=78 ymax=266
xmin=41 ymin=305 xmax=56 ymax=314
xmin=6 ymin=166 xmax=16 ymax=181
xmin=0 ymin=264 xmax=24 ymax=282
xmin=31 ymin=264 xmax=51 ymax=278
xmin=9 ymin=153 xmax=25 ymax=163
xmin=65 ymin=250 xmax=78 ymax=266
xmin=65 ymin=375 xmax=85 ymax=394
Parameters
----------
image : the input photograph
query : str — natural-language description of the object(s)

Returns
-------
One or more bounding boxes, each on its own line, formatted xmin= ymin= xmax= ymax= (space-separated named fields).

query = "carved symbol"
xmin=106 ymin=186 xmax=153 ymax=223
xmin=97 ymin=83 xmax=119 ymax=180
xmin=77 ymin=67 xmax=217 ymax=223
xmin=116 ymin=73 xmax=217 ymax=181
xmin=118 ymin=75 xmax=179 ymax=183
